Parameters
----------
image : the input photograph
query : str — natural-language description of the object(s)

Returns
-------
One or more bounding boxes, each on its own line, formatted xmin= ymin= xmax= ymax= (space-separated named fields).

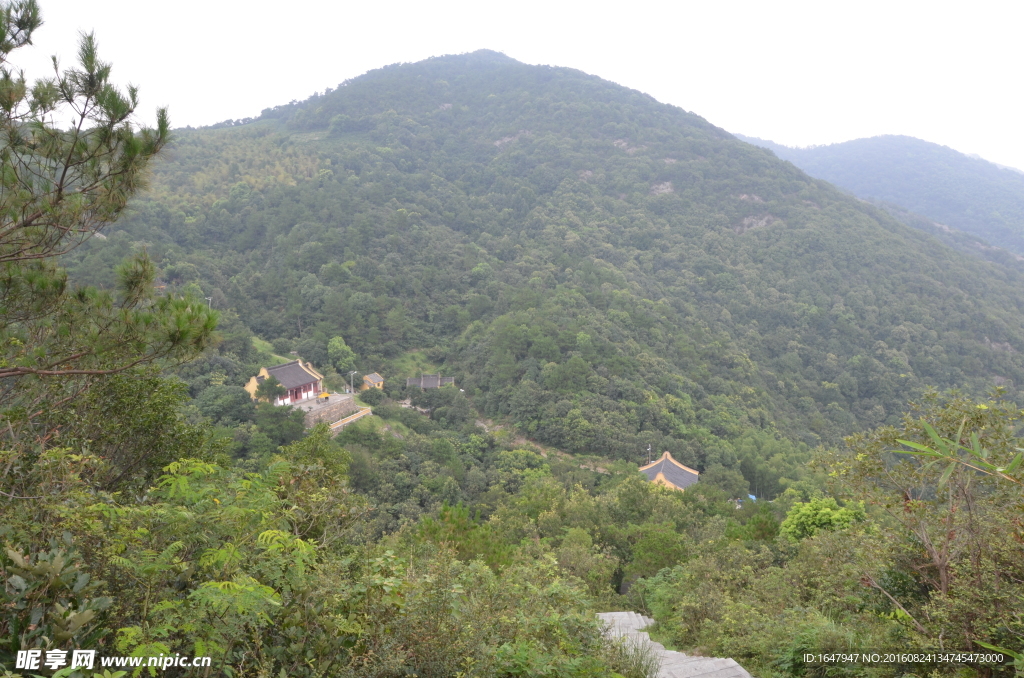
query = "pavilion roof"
xmin=267 ymin=360 xmax=321 ymax=389
xmin=639 ymin=451 xmax=699 ymax=491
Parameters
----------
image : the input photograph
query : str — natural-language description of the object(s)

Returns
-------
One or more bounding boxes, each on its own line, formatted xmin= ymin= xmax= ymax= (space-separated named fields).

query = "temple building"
xmin=406 ymin=374 xmax=455 ymax=389
xmin=639 ymin=451 xmax=699 ymax=491
xmin=244 ymin=360 xmax=324 ymax=406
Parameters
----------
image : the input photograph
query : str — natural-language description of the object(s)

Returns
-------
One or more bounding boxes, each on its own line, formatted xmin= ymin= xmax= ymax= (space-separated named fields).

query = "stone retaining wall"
xmin=304 ymin=396 xmax=359 ymax=427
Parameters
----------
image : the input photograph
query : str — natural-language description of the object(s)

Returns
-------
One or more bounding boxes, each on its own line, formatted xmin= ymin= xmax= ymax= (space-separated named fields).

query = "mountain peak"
xmin=134 ymin=55 xmax=1024 ymax=454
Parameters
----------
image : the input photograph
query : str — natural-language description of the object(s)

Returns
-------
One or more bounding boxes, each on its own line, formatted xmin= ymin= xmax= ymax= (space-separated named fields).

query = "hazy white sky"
xmin=16 ymin=0 xmax=1024 ymax=169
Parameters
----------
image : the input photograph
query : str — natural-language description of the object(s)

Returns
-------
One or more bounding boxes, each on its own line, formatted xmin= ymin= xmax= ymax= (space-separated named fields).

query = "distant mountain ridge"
xmin=967 ymin=153 xmax=1024 ymax=175
xmin=736 ymin=133 xmax=1024 ymax=254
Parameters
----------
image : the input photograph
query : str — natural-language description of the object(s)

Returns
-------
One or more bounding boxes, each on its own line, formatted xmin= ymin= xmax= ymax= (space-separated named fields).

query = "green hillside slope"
xmin=738 ymin=133 xmax=1024 ymax=254
xmin=68 ymin=51 xmax=1024 ymax=476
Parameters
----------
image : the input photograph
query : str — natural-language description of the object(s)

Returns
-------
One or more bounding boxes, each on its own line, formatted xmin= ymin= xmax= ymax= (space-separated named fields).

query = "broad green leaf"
xmin=969 ymin=432 xmax=988 ymax=459
xmin=895 ymin=439 xmax=942 ymax=456
xmin=975 ymin=640 xmax=1023 ymax=663
xmin=921 ymin=421 xmax=950 ymax=455
xmin=938 ymin=461 xmax=956 ymax=488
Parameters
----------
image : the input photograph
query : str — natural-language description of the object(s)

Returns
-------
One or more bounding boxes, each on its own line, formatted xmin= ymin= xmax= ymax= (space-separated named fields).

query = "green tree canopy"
xmin=0 ymin=1 xmax=216 ymax=442
xmin=779 ymin=495 xmax=864 ymax=540
xmin=327 ymin=335 xmax=356 ymax=372
xmin=255 ymin=375 xmax=286 ymax=402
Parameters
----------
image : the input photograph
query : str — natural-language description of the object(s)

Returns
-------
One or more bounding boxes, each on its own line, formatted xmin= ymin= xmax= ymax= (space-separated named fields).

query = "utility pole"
xmin=205 ymin=296 xmax=213 ymax=308
xmin=347 ymin=370 xmax=357 ymax=395
xmin=646 ymin=444 xmax=652 ymax=464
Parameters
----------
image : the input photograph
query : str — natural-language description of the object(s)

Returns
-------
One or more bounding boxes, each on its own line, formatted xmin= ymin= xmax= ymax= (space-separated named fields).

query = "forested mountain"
xmin=10 ymin=36 xmax=1024 ymax=677
xmin=69 ymin=51 xmax=1024 ymax=466
xmin=738 ymin=133 xmax=1024 ymax=254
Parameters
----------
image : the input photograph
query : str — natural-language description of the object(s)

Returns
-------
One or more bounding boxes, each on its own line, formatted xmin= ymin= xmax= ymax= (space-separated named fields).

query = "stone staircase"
xmin=328 ymin=406 xmax=372 ymax=433
xmin=597 ymin=612 xmax=752 ymax=678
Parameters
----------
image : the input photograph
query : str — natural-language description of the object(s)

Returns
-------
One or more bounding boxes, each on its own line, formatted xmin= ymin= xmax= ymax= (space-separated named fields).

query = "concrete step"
xmin=662 ymin=658 xmax=747 ymax=678
xmin=669 ymin=665 xmax=750 ymax=678
xmin=660 ymin=654 xmax=708 ymax=667
xmin=597 ymin=611 xmax=752 ymax=678
xmin=598 ymin=611 xmax=649 ymax=637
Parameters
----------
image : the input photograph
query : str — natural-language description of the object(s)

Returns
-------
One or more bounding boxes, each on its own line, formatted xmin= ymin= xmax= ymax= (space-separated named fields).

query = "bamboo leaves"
xmin=896 ymin=417 xmax=1023 ymax=487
